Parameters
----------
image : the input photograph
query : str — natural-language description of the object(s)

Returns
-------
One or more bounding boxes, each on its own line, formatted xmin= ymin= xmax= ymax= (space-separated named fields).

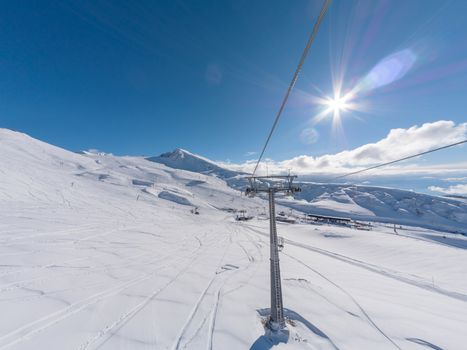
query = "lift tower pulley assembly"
xmin=245 ymin=175 xmax=301 ymax=331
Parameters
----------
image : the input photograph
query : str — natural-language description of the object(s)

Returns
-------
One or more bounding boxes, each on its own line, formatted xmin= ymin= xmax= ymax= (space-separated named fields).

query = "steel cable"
xmin=252 ymin=0 xmax=332 ymax=176
xmin=334 ymin=139 xmax=467 ymax=179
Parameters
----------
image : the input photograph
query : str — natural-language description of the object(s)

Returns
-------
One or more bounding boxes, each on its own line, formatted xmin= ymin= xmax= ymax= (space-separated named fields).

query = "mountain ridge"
xmin=147 ymin=145 xmax=467 ymax=234
xmin=1 ymin=128 xmax=466 ymax=233
xmin=146 ymin=148 xmax=243 ymax=180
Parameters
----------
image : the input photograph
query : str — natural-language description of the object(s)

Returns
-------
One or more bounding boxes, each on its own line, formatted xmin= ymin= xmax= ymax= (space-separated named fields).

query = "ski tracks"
xmin=172 ymin=223 xmax=255 ymax=350
xmin=245 ymin=225 xmax=467 ymax=303
xmin=77 ymin=245 xmax=205 ymax=350
xmin=75 ymin=230 xmax=229 ymax=350
xmin=0 ymin=243 xmax=202 ymax=350
xmin=245 ymin=224 xmax=402 ymax=349
xmin=283 ymin=252 xmax=402 ymax=350
xmin=173 ymin=276 xmax=218 ymax=350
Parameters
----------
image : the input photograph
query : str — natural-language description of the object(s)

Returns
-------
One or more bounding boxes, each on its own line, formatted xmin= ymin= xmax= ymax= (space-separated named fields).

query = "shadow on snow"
xmin=249 ymin=308 xmax=340 ymax=350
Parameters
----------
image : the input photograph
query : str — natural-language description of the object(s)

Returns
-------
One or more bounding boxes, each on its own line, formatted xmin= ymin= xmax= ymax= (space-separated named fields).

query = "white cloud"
xmin=218 ymin=120 xmax=467 ymax=175
xmin=443 ymin=177 xmax=467 ymax=182
xmin=428 ymin=184 xmax=467 ymax=195
xmin=244 ymin=151 xmax=257 ymax=157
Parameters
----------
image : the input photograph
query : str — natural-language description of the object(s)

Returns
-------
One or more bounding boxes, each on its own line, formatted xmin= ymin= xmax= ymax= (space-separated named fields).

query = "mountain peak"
xmin=147 ymin=148 xmax=240 ymax=179
xmin=159 ymin=148 xmax=198 ymax=160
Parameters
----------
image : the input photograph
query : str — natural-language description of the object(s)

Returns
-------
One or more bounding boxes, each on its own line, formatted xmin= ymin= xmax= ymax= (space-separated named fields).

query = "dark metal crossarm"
xmin=245 ymin=175 xmax=301 ymax=197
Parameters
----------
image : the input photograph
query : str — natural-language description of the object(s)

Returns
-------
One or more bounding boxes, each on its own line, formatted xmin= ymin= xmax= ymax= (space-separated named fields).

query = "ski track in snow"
xmin=0 ymin=248 xmax=176 ymax=304
xmin=206 ymin=288 xmax=221 ymax=350
xmin=170 ymin=223 xmax=264 ymax=350
xmin=1 ymin=130 xmax=466 ymax=349
xmin=173 ymin=275 xmax=218 ymax=350
xmin=173 ymin=225 xmax=236 ymax=350
xmin=244 ymin=224 xmax=402 ymax=349
xmin=0 ymin=240 xmax=203 ymax=350
xmin=283 ymin=253 xmax=401 ymax=350
xmin=244 ymin=225 xmax=467 ymax=303
xmin=0 ymin=242 xmax=182 ymax=295
xmin=77 ymin=241 xmax=207 ymax=350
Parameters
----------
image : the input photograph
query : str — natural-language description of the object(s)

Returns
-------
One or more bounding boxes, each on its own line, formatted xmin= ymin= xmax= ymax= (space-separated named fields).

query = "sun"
xmin=325 ymin=94 xmax=350 ymax=112
xmin=308 ymin=89 xmax=359 ymax=138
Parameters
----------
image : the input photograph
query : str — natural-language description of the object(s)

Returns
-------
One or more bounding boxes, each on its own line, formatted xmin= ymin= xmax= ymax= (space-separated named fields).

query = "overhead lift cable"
xmin=334 ymin=139 xmax=467 ymax=180
xmin=252 ymin=0 xmax=332 ymax=176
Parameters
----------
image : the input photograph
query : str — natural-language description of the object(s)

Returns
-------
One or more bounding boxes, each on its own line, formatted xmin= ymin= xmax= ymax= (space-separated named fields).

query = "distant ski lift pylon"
xmin=235 ymin=209 xmax=252 ymax=221
xmin=278 ymin=236 xmax=284 ymax=251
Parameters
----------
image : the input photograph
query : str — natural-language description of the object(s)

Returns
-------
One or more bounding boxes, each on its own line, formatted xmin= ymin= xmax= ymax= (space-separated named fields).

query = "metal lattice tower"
xmin=246 ymin=175 xmax=300 ymax=330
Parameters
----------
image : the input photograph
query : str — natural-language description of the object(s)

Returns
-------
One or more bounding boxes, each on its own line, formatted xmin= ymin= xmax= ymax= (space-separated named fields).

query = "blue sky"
xmin=1 ymin=0 xmax=466 ymax=174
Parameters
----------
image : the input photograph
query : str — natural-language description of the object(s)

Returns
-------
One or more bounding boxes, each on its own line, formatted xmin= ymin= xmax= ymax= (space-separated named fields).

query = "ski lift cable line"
xmin=334 ymin=138 xmax=467 ymax=180
xmin=251 ymin=0 xmax=332 ymax=177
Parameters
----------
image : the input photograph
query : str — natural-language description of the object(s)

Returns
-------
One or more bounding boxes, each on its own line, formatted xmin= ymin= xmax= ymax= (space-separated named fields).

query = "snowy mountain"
xmin=147 ymin=148 xmax=241 ymax=180
xmin=1 ymin=128 xmax=467 ymax=350
xmin=288 ymin=183 xmax=467 ymax=234
xmin=148 ymin=147 xmax=467 ymax=234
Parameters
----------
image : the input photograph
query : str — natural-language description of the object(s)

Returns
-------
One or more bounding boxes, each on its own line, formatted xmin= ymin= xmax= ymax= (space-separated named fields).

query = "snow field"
xmin=1 ymin=129 xmax=467 ymax=349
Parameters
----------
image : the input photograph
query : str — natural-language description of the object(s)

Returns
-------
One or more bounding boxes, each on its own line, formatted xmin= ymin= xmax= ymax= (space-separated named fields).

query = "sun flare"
xmin=308 ymin=89 xmax=360 ymax=138
xmin=325 ymin=95 xmax=349 ymax=112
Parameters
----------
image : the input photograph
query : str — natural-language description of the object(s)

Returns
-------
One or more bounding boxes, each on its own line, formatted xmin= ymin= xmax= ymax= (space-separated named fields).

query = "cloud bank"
xmin=429 ymin=184 xmax=467 ymax=196
xmin=219 ymin=120 xmax=467 ymax=176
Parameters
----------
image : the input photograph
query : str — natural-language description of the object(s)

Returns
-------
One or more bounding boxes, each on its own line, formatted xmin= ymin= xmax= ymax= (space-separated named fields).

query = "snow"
xmin=1 ymin=129 xmax=467 ymax=349
xmin=158 ymin=191 xmax=193 ymax=206
xmin=147 ymin=148 xmax=240 ymax=180
xmin=288 ymin=182 xmax=467 ymax=234
xmin=151 ymin=148 xmax=467 ymax=234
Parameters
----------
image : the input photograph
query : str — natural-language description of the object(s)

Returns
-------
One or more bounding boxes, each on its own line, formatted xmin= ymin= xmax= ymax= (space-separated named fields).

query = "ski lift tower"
xmin=245 ymin=175 xmax=300 ymax=331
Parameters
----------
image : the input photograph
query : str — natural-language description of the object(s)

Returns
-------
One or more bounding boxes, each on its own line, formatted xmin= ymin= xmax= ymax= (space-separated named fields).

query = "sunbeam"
xmin=311 ymin=89 xmax=359 ymax=137
xmin=308 ymin=48 xmax=418 ymax=137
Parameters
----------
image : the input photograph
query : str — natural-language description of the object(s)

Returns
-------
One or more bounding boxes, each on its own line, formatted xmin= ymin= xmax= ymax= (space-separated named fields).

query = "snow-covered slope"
xmin=148 ymin=148 xmax=467 ymax=234
xmin=0 ymin=130 xmax=259 ymax=215
xmin=288 ymin=182 xmax=467 ymax=233
xmin=147 ymin=148 xmax=241 ymax=180
xmin=1 ymin=129 xmax=467 ymax=350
